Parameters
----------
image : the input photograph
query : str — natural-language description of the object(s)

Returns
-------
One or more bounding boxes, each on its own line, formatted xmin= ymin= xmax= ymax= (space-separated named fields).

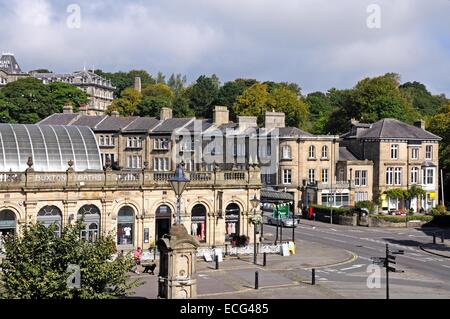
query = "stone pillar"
xmin=157 ymin=224 xmax=199 ymax=299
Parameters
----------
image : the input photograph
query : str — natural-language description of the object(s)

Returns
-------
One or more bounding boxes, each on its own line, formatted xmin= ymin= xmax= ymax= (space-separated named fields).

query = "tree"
xmin=306 ymin=91 xmax=336 ymax=134
xmin=137 ymin=83 xmax=175 ymax=117
xmin=187 ymin=75 xmax=220 ymax=118
xmin=0 ymin=78 xmax=88 ymax=124
xmin=0 ymin=221 xmax=140 ymax=299
xmin=155 ymin=72 xmax=166 ymax=84
xmin=95 ymin=70 xmax=155 ymax=98
xmin=233 ymin=83 xmax=270 ymax=125
xmin=400 ymin=81 xmax=447 ymax=116
xmin=215 ymin=79 xmax=258 ymax=121
xmin=167 ymin=73 xmax=187 ymax=95
xmin=267 ymin=87 xmax=309 ymax=129
xmin=107 ymin=88 xmax=141 ymax=116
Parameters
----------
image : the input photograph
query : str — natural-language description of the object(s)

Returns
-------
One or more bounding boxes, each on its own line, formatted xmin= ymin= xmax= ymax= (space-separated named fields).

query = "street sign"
xmin=387 ymin=266 xmax=396 ymax=272
xmin=387 ymin=254 xmax=396 ymax=261
xmin=392 ymin=250 xmax=404 ymax=255
xmin=274 ymin=203 xmax=289 ymax=219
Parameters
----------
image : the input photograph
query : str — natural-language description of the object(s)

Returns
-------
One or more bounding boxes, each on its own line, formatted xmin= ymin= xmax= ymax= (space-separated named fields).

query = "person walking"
xmin=133 ymin=247 xmax=142 ymax=274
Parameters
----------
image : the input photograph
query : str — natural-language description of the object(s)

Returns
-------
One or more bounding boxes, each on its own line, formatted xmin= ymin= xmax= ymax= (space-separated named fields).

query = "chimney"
xmin=350 ymin=118 xmax=359 ymax=126
xmin=265 ymin=111 xmax=285 ymax=130
xmin=414 ymin=119 xmax=425 ymax=130
xmin=134 ymin=76 xmax=142 ymax=93
xmin=238 ymin=116 xmax=257 ymax=131
xmin=111 ymin=110 xmax=120 ymax=117
xmin=160 ymin=107 xmax=173 ymax=120
xmin=63 ymin=102 xmax=73 ymax=114
xmin=213 ymin=106 xmax=229 ymax=125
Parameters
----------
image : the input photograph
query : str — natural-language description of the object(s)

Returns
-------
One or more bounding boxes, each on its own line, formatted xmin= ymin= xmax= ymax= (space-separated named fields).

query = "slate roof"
xmin=151 ymin=118 xmax=193 ymax=133
xmin=358 ymin=118 xmax=441 ymax=140
xmin=183 ymin=119 xmax=213 ymax=133
xmin=261 ymin=188 xmax=294 ymax=202
xmin=71 ymin=116 xmax=106 ymax=128
xmin=339 ymin=147 xmax=359 ymax=161
xmin=122 ymin=117 xmax=160 ymax=133
xmin=0 ymin=53 xmax=24 ymax=74
xmin=278 ymin=127 xmax=314 ymax=138
xmin=95 ymin=116 xmax=139 ymax=131
xmin=38 ymin=113 xmax=79 ymax=125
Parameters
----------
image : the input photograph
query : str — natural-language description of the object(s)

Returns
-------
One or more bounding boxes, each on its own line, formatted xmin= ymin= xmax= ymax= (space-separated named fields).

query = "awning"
xmin=261 ymin=188 xmax=294 ymax=203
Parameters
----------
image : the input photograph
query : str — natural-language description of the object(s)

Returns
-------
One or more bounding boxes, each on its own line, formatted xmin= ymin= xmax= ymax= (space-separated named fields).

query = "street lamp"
xmin=250 ymin=194 xmax=260 ymax=264
xmin=169 ymin=164 xmax=190 ymax=225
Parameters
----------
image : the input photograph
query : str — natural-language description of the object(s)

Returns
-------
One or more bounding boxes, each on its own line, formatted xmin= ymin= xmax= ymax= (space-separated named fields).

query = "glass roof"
xmin=0 ymin=124 xmax=102 ymax=172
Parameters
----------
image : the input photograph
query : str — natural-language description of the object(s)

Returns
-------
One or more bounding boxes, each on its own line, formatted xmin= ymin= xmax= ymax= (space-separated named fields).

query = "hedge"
xmin=370 ymin=214 xmax=433 ymax=223
xmin=311 ymin=205 xmax=354 ymax=216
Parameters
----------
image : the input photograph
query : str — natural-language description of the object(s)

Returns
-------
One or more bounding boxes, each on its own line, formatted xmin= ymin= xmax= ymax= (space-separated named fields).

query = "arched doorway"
xmin=117 ymin=206 xmax=134 ymax=246
xmin=191 ymin=204 xmax=207 ymax=242
xmin=155 ymin=205 xmax=172 ymax=243
xmin=37 ymin=206 xmax=62 ymax=237
xmin=225 ymin=203 xmax=240 ymax=242
xmin=78 ymin=205 xmax=101 ymax=242
xmin=0 ymin=209 xmax=16 ymax=236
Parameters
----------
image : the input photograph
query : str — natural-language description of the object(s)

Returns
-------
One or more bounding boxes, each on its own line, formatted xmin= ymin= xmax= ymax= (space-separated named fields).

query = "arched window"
xmin=191 ymin=204 xmax=207 ymax=242
xmin=0 ymin=209 xmax=16 ymax=236
xmin=117 ymin=206 xmax=134 ymax=246
xmin=155 ymin=205 xmax=172 ymax=242
xmin=37 ymin=206 xmax=62 ymax=237
xmin=309 ymin=145 xmax=316 ymax=159
xmin=322 ymin=145 xmax=328 ymax=159
xmin=282 ymin=145 xmax=292 ymax=159
xmin=225 ymin=203 xmax=240 ymax=242
xmin=78 ymin=205 xmax=101 ymax=242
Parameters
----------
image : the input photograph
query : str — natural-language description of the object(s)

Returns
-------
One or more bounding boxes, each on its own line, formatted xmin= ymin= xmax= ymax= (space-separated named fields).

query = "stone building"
xmin=340 ymin=118 xmax=441 ymax=212
xmin=0 ymin=53 xmax=29 ymax=88
xmin=33 ymin=70 xmax=115 ymax=115
xmin=0 ymin=123 xmax=261 ymax=251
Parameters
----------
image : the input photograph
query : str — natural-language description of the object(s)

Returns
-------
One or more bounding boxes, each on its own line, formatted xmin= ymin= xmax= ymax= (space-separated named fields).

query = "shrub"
xmin=355 ymin=201 xmax=375 ymax=213
xmin=370 ymin=214 xmax=433 ymax=223
xmin=311 ymin=205 xmax=353 ymax=216
xmin=437 ymin=204 xmax=447 ymax=214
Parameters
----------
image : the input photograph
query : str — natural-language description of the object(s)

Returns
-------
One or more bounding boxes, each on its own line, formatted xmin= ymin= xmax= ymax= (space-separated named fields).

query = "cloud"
xmin=0 ymin=0 xmax=449 ymax=96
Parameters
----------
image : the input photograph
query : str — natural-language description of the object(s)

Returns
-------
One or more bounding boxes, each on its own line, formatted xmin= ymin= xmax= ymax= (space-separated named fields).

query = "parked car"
xmin=266 ymin=214 xmax=298 ymax=227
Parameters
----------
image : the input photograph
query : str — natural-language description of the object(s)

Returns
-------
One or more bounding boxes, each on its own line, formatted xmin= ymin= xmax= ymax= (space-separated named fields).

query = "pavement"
xmin=420 ymin=240 xmax=450 ymax=258
xmin=128 ymin=220 xmax=450 ymax=299
xmin=129 ymin=237 xmax=355 ymax=299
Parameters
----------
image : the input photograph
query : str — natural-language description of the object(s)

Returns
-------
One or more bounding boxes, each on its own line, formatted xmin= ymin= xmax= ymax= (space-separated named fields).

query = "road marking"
xmin=441 ymin=265 xmax=450 ymax=269
xmin=330 ymin=228 xmax=337 ymax=232
xmin=321 ymin=236 xmax=347 ymax=243
xmin=340 ymin=264 xmax=366 ymax=271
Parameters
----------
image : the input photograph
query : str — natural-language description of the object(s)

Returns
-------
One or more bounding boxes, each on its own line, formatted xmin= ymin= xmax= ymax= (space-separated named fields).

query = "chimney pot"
xmin=160 ymin=107 xmax=173 ymax=120
xmin=414 ymin=120 xmax=425 ymax=130
xmin=111 ymin=110 xmax=120 ymax=117
xmin=63 ymin=102 xmax=73 ymax=114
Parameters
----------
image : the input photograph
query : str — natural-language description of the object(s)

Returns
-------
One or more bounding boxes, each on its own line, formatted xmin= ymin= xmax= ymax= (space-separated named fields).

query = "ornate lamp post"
xmin=250 ymin=194 xmax=261 ymax=264
xmin=168 ymin=164 xmax=190 ymax=225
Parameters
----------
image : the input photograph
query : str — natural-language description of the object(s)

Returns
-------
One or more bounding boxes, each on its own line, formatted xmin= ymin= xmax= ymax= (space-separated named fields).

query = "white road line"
xmin=441 ymin=265 xmax=450 ymax=269
xmin=340 ymin=264 xmax=366 ymax=271
xmin=321 ymin=236 xmax=347 ymax=243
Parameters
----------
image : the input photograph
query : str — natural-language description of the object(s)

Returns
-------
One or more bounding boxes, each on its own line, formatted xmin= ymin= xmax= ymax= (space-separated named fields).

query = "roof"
xmin=71 ymin=115 xmax=106 ymax=128
xmin=122 ymin=117 xmax=160 ymax=133
xmin=339 ymin=147 xmax=359 ymax=161
xmin=0 ymin=124 xmax=102 ymax=172
xmin=39 ymin=113 xmax=80 ymax=126
xmin=0 ymin=53 xmax=24 ymax=74
xmin=261 ymin=188 xmax=294 ymax=202
xmin=183 ymin=119 xmax=213 ymax=133
xmin=95 ymin=116 xmax=139 ymax=131
xmin=152 ymin=118 xmax=193 ymax=133
xmin=278 ymin=127 xmax=314 ymax=138
xmin=358 ymin=119 xmax=441 ymax=140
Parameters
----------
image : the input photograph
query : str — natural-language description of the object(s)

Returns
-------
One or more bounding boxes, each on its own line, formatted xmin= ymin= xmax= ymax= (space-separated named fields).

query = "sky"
xmin=0 ymin=0 xmax=449 ymax=96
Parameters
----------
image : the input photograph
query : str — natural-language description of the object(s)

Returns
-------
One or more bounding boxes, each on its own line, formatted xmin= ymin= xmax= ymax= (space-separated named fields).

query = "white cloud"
xmin=0 ymin=0 xmax=448 ymax=95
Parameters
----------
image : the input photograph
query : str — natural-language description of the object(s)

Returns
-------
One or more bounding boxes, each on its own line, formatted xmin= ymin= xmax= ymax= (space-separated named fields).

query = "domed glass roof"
xmin=0 ymin=124 xmax=102 ymax=172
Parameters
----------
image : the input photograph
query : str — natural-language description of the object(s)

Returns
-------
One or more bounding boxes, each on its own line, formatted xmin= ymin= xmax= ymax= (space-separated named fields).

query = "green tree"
xmin=187 ymin=75 xmax=220 ymax=118
xmin=107 ymin=88 xmax=142 ymax=116
xmin=155 ymin=72 xmax=166 ymax=84
xmin=95 ymin=70 xmax=155 ymax=98
xmin=400 ymin=81 xmax=447 ymax=116
xmin=268 ymin=87 xmax=309 ymax=129
xmin=138 ymin=83 xmax=175 ymax=117
xmin=0 ymin=221 xmax=140 ymax=299
xmin=215 ymin=79 xmax=258 ymax=121
xmin=0 ymin=78 xmax=88 ymax=124
xmin=233 ymin=83 xmax=270 ymax=125
xmin=305 ymin=91 xmax=336 ymax=134
xmin=167 ymin=73 xmax=187 ymax=95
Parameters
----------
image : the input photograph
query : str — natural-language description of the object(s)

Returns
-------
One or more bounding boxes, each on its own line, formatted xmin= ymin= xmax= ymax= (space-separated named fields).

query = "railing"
xmin=0 ymin=168 xmax=260 ymax=190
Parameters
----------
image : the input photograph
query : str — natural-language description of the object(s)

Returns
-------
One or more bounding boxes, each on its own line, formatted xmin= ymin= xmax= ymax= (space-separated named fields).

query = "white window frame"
xmin=282 ymin=169 xmax=292 ymax=185
xmin=411 ymin=167 xmax=419 ymax=184
xmin=282 ymin=145 xmax=292 ymax=159
xmin=321 ymin=169 xmax=329 ymax=183
xmin=422 ymin=168 xmax=434 ymax=185
xmin=321 ymin=145 xmax=328 ymax=159
xmin=425 ymin=145 xmax=433 ymax=160
xmin=394 ymin=167 xmax=402 ymax=185
xmin=411 ymin=148 xmax=419 ymax=160
xmin=308 ymin=169 xmax=315 ymax=184
xmin=309 ymin=145 xmax=315 ymax=159
xmin=386 ymin=167 xmax=393 ymax=185
xmin=391 ymin=144 xmax=399 ymax=160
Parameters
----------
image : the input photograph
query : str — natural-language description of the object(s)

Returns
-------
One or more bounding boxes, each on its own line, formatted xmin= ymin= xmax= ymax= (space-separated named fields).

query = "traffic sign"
xmin=392 ymin=250 xmax=404 ymax=255
xmin=387 ymin=266 xmax=396 ymax=272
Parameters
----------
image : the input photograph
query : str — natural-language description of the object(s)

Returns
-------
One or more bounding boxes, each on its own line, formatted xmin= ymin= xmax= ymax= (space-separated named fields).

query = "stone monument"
xmin=157 ymin=224 xmax=199 ymax=299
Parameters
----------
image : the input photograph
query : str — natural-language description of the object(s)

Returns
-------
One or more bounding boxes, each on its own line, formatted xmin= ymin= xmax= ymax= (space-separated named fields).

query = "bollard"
xmin=263 ymin=252 xmax=267 ymax=267
xmin=433 ymin=233 xmax=436 ymax=244
xmin=255 ymin=271 xmax=259 ymax=289
xmin=441 ymin=232 xmax=445 ymax=243
xmin=215 ymin=255 xmax=219 ymax=270
xmin=311 ymin=268 xmax=315 ymax=285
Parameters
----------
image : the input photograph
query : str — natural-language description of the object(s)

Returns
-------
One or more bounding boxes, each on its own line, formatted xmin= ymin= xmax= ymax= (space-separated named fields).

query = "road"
xmin=263 ymin=220 xmax=450 ymax=298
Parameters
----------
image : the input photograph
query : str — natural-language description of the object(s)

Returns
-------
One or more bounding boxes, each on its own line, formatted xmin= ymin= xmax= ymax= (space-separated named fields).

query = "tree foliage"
xmin=0 ymin=221 xmax=140 ymax=299
xmin=186 ymin=75 xmax=220 ymax=118
xmin=0 ymin=78 xmax=88 ymax=124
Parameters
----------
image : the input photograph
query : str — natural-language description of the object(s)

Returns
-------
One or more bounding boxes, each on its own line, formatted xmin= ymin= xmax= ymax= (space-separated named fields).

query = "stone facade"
xmin=0 ymin=53 xmax=28 ymax=88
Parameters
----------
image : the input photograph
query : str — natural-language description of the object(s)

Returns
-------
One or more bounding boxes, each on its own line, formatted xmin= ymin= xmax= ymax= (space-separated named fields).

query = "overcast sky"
xmin=1 ymin=0 xmax=449 ymax=96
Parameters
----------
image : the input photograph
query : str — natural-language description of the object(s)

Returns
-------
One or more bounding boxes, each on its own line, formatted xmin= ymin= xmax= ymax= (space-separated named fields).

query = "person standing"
xmin=133 ymin=247 xmax=142 ymax=274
